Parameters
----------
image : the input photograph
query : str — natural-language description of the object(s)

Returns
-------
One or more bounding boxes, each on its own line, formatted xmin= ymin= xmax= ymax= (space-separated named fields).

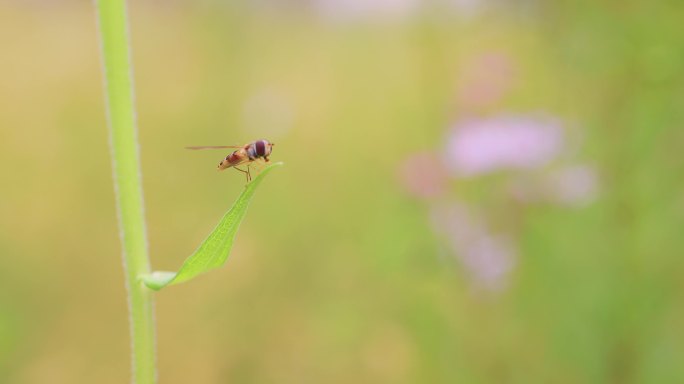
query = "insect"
xmin=186 ymin=139 xmax=275 ymax=182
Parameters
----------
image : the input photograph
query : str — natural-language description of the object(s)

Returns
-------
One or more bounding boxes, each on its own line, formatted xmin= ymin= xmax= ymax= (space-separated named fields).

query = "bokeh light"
xmin=2 ymin=1 xmax=684 ymax=383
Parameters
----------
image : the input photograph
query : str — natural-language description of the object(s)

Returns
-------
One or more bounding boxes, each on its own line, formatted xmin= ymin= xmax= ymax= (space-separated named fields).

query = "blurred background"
xmin=2 ymin=0 xmax=684 ymax=382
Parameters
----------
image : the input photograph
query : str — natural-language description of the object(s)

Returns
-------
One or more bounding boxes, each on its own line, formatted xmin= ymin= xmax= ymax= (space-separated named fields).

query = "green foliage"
xmin=4 ymin=1 xmax=684 ymax=382
xmin=95 ymin=0 xmax=156 ymax=382
xmin=141 ymin=162 xmax=283 ymax=291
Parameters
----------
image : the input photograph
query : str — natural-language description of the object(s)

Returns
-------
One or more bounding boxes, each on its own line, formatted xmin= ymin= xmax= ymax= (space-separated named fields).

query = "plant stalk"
xmin=95 ymin=0 xmax=156 ymax=383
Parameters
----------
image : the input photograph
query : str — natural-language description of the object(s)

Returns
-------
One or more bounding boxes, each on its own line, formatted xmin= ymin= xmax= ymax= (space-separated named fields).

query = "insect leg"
xmin=233 ymin=166 xmax=250 ymax=182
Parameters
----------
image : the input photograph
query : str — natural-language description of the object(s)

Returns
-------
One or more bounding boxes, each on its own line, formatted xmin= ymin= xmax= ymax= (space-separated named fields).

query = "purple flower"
xmin=398 ymin=152 xmax=448 ymax=199
xmin=445 ymin=115 xmax=564 ymax=177
xmin=460 ymin=234 xmax=515 ymax=292
xmin=431 ymin=203 xmax=516 ymax=292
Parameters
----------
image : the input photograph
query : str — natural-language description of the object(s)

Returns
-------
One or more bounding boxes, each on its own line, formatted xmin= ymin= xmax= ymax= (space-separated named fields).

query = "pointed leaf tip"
xmin=142 ymin=162 xmax=283 ymax=291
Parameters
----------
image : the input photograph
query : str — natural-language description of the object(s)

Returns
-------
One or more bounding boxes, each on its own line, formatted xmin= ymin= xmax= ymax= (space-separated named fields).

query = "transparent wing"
xmin=223 ymin=157 xmax=251 ymax=168
xmin=186 ymin=145 xmax=244 ymax=150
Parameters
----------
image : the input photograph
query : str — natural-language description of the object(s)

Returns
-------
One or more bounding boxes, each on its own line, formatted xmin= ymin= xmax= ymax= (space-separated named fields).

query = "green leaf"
xmin=140 ymin=162 xmax=283 ymax=291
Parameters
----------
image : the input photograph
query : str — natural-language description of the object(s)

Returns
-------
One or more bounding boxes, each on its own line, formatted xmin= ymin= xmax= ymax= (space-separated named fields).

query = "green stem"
xmin=95 ymin=1 xmax=156 ymax=383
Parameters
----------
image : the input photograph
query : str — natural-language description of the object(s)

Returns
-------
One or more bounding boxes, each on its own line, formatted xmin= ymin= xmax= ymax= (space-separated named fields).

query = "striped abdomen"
xmin=218 ymin=150 xmax=246 ymax=170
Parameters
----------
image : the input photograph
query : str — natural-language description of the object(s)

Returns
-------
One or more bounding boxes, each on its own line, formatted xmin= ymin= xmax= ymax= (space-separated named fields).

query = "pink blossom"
xmin=398 ymin=152 xmax=448 ymax=199
xmin=445 ymin=115 xmax=564 ymax=177
xmin=506 ymin=165 xmax=600 ymax=206
xmin=544 ymin=165 xmax=599 ymax=206
xmin=431 ymin=203 xmax=515 ymax=292
xmin=456 ymin=51 xmax=516 ymax=110
xmin=460 ymin=234 xmax=515 ymax=292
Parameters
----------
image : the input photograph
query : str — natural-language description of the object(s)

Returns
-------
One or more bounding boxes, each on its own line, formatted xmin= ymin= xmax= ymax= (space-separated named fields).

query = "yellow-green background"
xmin=1 ymin=1 xmax=684 ymax=383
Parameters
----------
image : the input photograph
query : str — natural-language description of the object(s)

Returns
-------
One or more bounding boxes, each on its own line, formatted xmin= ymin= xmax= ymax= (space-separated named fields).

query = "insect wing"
xmin=185 ymin=145 xmax=244 ymax=150
xmin=221 ymin=158 xmax=248 ymax=170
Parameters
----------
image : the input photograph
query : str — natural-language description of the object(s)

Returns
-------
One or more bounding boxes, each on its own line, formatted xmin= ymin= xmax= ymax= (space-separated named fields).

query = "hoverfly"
xmin=186 ymin=139 xmax=275 ymax=182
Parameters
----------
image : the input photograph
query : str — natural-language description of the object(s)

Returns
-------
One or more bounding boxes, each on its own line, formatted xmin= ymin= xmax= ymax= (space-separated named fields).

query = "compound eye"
xmin=255 ymin=140 xmax=266 ymax=157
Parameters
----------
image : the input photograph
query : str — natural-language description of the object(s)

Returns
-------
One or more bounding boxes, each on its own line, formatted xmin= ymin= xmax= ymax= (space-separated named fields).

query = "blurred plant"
xmin=430 ymin=202 xmax=516 ymax=291
xmin=542 ymin=164 xmax=599 ymax=206
xmin=455 ymin=51 xmax=516 ymax=111
xmin=445 ymin=115 xmax=564 ymax=177
xmin=95 ymin=1 xmax=280 ymax=382
xmin=398 ymin=151 xmax=448 ymax=199
xmin=400 ymin=111 xmax=599 ymax=292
